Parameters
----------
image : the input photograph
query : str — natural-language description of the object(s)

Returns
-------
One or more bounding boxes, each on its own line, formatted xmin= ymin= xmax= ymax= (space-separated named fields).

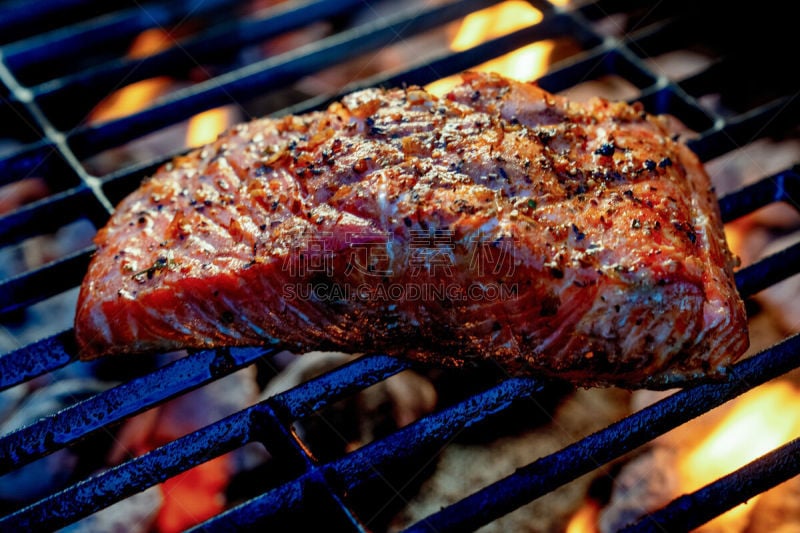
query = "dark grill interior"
xmin=1 ymin=0 xmax=799 ymax=531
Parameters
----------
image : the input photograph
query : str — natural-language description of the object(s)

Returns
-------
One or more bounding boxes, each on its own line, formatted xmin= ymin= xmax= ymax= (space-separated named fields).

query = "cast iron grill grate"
xmin=1 ymin=0 xmax=799 ymax=531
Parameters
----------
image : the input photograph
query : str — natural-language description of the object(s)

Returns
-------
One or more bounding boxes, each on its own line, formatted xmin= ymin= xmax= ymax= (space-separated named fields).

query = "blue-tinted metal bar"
xmin=537 ymin=46 xmax=657 ymax=94
xmin=718 ymin=166 xmax=800 ymax=223
xmin=678 ymin=58 xmax=728 ymax=97
xmin=2 ymin=0 xmax=234 ymax=76
xmin=0 ymin=407 xmax=254 ymax=532
xmin=197 ymin=376 xmax=544 ymax=531
xmin=623 ymin=437 xmax=800 ymax=532
xmin=0 ymin=246 xmax=93 ymax=314
xmin=0 ymin=351 xmax=415 ymax=529
xmin=32 ymin=0 xmax=364 ymax=117
xmin=635 ymin=86 xmax=716 ymax=133
xmin=0 ymin=185 xmax=99 ymax=248
xmin=66 ymin=0 xmax=502 ymax=158
xmin=0 ymin=329 xmax=76 ymax=390
xmin=332 ymin=376 xmax=543 ymax=490
xmin=402 ymin=333 xmax=800 ymax=533
xmin=688 ymin=96 xmax=800 ymax=163
xmin=270 ymin=353 xmax=412 ymax=420
xmin=0 ymin=141 xmax=68 ymax=187
xmin=717 ymin=167 xmax=800 ymax=297
xmin=735 ymin=241 xmax=800 ymax=298
xmin=188 ymin=470 xmax=365 ymax=533
xmin=284 ymin=13 xmax=583 ymax=117
xmin=0 ymin=0 xmax=108 ymax=42
xmin=0 ymin=346 xmax=273 ymax=475
xmin=97 ymin=13 xmax=578 ymax=194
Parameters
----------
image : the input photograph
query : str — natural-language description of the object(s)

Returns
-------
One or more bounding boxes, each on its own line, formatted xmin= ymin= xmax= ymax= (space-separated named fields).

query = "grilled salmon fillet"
xmin=75 ymin=72 xmax=748 ymax=388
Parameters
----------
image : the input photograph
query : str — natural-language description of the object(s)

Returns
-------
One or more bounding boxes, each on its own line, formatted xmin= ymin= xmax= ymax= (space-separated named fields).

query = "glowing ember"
xmin=89 ymin=29 xmax=173 ymax=123
xmin=679 ymin=381 xmax=800 ymax=530
xmin=186 ymin=107 xmax=233 ymax=148
xmin=127 ymin=28 xmax=173 ymax=59
xmin=566 ymin=501 xmax=600 ymax=533
xmin=155 ymin=455 xmax=231 ymax=533
xmin=426 ymin=1 xmax=554 ymax=96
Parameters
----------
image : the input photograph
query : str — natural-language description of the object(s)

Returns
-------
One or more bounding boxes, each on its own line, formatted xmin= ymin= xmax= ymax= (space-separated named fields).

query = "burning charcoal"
xmin=240 ymin=351 xmax=438 ymax=530
xmin=261 ymin=352 xmax=437 ymax=458
xmin=261 ymin=351 xmax=356 ymax=400
xmin=603 ymin=381 xmax=800 ymax=533
xmin=598 ymin=446 xmax=680 ymax=532
xmin=108 ymin=362 xmax=259 ymax=463
xmin=391 ymin=388 xmax=630 ymax=532
xmin=0 ymin=379 xmax=111 ymax=502
xmin=59 ymin=485 xmax=162 ymax=533
xmin=103 ymin=364 xmax=259 ymax=532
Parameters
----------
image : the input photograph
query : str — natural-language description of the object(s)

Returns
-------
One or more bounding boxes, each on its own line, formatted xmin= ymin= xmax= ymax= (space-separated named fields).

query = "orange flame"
xmin=89 ymin=29 xmax=173 ymax=123
xmin=678 ymin=381 xmax=800 ymax=530
xmin=427 ymin=1 xmax=554 ymax=96
xmin=724 ymin=217 xmax=756 ymax=268
xmin=186 ymin=107 xmax=232 ymax=147
xmin=566 ymin=500 xmax=600 ymax=533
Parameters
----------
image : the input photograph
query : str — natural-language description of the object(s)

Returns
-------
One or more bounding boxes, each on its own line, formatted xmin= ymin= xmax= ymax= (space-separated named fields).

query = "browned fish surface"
xmin=75 ymin=72 xmax=748 ymax=388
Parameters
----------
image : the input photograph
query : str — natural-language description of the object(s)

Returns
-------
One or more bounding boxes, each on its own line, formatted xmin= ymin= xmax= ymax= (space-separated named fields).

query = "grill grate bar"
xmin=623 ymin=437 xmax=800 ymax=532
xmin=0 ymin=407 xmax=254 ymax=532
xmin=269 ymin=354 xmax=412 ymax=420
xmin=0 ymin=0 xmax=129 ymax=45
xmin=0 ymin=351 xmax=418 ymax=530
xmin=0 ymin=246 xmax=93 ymax=314
xmin=688 ymin=95 xmax=800 ymax=162
xmin=29 ymin=0 xmax=364 ymax=120
xmin=65 ymin=0 xmax=505 ymax=157
xmin=402 ymin=333 xmax=800 ymax=533
xmin=194 ymin=376 xmax=544 ymax=531
xmin=537 ymin=46 xmax=656 ymax=94
xmin=719 ymin=166 xmax=800 ymax=223
xmin=735 ymin=241 xmax=800 ymax=298
xmin=92 ymin=7 xmax=593 ymax=196
xmin=0 ymin=329 xmax=75 ymax=391
xmin=282 ymin=12 xmax=590 ymax=118
xmin=636 ymin=85 xmax=716 ymax=133
xmin=2 ymin=1 xmax=799 ymax=530
xmin=0 ymin=346 xmax=274 ymax=475
xmin=1 ymin=0 xmax=234 ymax=81
xmin=677 ymin=59 xmax=729 ymax=98
xmin=0 ymin=141 xmax=71 ymax=188
xmin=0 ymin=185 xmax=101 ymax=248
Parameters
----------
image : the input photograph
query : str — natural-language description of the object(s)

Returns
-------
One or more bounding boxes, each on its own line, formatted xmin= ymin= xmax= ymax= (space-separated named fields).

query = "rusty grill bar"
xmin=1 ymin=0 xmax=799 ymax=531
